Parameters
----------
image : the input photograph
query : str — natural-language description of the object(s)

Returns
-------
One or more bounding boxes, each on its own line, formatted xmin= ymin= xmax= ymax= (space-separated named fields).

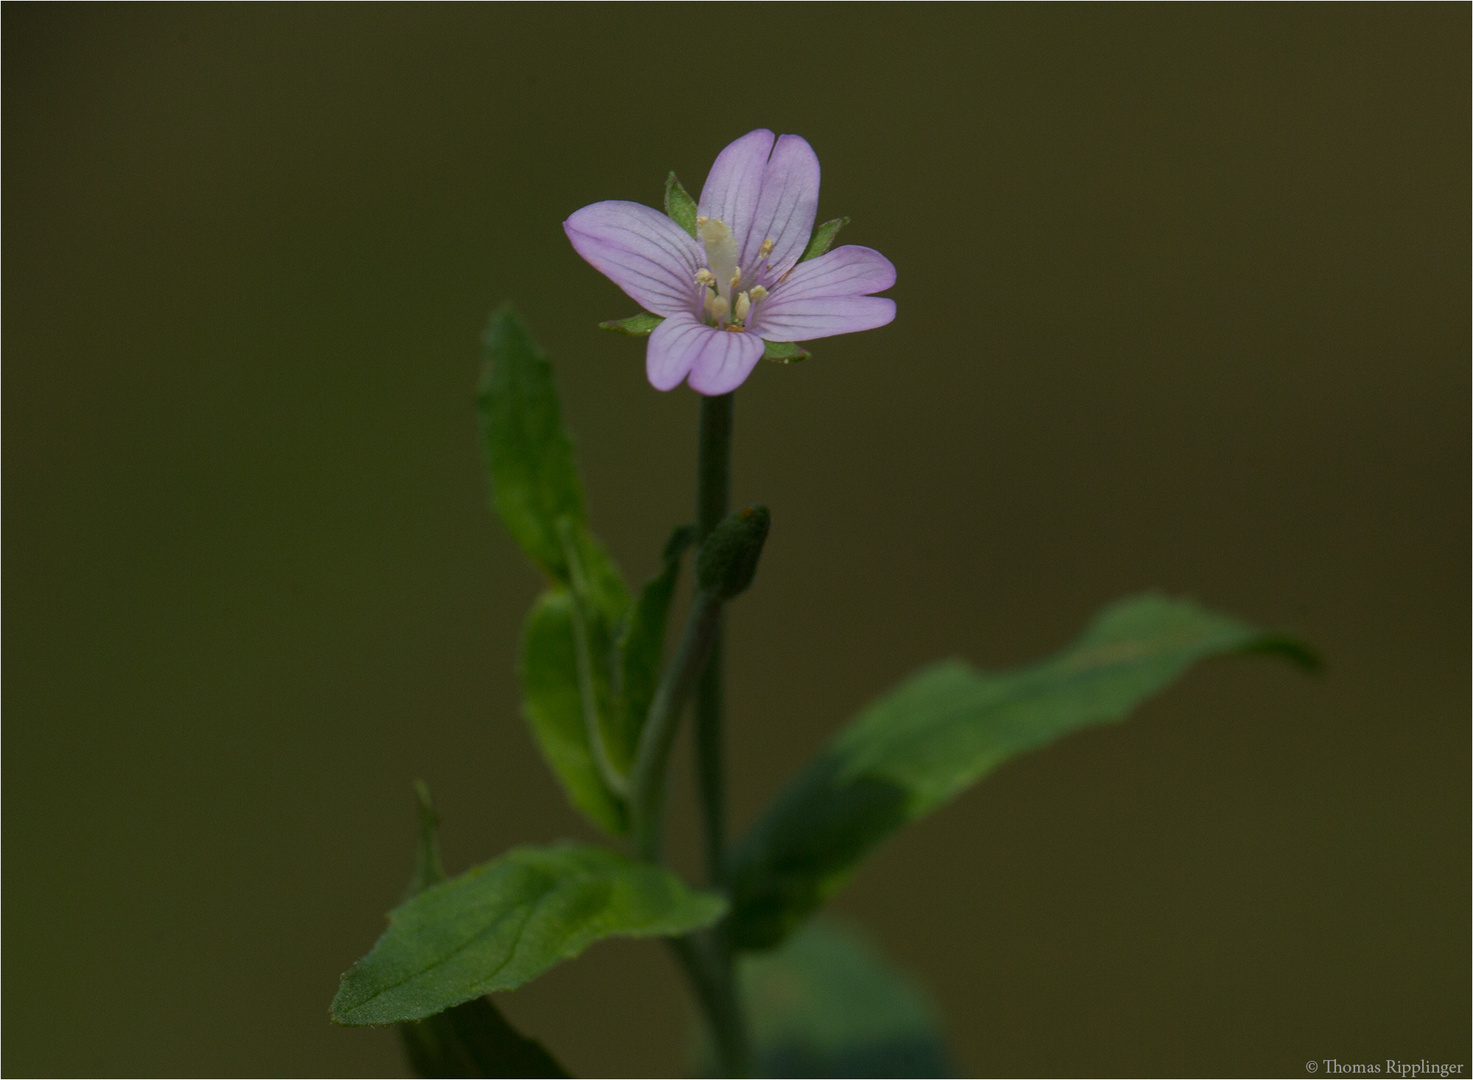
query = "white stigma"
xmin=696 ymin=217 xmax=741 ymax=314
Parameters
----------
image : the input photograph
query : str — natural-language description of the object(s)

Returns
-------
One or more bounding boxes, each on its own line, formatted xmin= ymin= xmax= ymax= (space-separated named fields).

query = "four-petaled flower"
xmin=564 ymin=129 xmax=897 ymax=395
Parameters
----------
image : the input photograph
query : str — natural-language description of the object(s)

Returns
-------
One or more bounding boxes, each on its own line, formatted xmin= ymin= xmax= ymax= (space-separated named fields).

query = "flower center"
xmin=695 ymin=217 xmax=773 ymax=331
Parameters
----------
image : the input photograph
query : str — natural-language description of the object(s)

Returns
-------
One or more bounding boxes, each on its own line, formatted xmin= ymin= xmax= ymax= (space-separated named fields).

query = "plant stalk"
xmin=694 ymin=392 xmax=734 ymax=884
xmin=688 ymin=392 xmax=751 ymax=1075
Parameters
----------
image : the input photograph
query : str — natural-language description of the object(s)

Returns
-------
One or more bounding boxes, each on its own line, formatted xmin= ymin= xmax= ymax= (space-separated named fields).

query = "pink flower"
xmin=564 ymin=130 xmax=897 ymax=396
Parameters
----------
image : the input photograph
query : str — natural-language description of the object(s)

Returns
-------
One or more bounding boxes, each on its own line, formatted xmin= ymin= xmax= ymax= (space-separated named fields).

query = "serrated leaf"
xmin=734 ymin=920 xmax=952 ymax=1078
xmin=521 ymin=591 xmax=627 ymax=835
xmin=799 ymin=217 xmax=849 ymax=263
xmin=726 ymin=594 xmax=1317 ymax=950
xmin=395 ymin=785 xmax=570 ymax=1078
xmin=665 ymin=172 xmax=699 ymax=238
xmin=762 ymin=341 xmax=811 ymax=364
xmin=477 ymin=306 xmax=628 ymax=622
xmin=598 ymin=312 xmax=665 ymax=337
xmin=615 ymin=525 xmax=697 ymax=771
xmin=333 ymin=843 xmax=726 ymax=1026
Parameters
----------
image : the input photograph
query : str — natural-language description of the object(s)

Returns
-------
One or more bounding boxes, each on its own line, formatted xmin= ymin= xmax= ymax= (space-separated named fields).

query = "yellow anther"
xmin=705 ymin=293 xmax=730 ymax=322
xmin=729 ymin=266 xmax=742 ymax=290
xmin=733 ymin=291 xmax=752 ymax=323
xmin=695 ymin=268 xmax=716 ymax=287
xmin=749 ymin=285 xmax=768 ymax=303
xmin=758 ymin=237 xmax=775 ymax=259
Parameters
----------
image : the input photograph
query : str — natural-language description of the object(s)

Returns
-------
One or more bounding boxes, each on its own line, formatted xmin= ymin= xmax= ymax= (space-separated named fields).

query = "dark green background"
xmin=6 ymin=5 xmax=1468 ymax=1077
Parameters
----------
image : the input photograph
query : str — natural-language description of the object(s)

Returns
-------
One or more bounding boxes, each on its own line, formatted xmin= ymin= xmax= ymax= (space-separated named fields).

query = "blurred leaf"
xmin=799 ymin=218 xmax=848 ymax=263
xmin=401 ymin=996 xmax=569 ymax=1078
xmin=735 ymin=920 xmax=951 ymax=1078
xmin=477 ymin=306 xmax=627 ymax=621
xmin=665 ymin=172 xmax=699 ymax=238
xmin=404 ymin=780 xmax=448 ymax=901
xmin=521 ymin=591 xmax=627 ymax=835
xmin=334 ymin=843 xmax=726 ymax=1026
xmin=762 ymin=341 xmax=811 ymax=364
xmin=598 ymin=313 xmax=664 ymax=337
xmin=395 ymin=785 xmax=570 ymax=1078
xmin=727 ymin=594 xmax=1317 ymax=949
xmin=614 ymin=525 xmax=697 ymax=771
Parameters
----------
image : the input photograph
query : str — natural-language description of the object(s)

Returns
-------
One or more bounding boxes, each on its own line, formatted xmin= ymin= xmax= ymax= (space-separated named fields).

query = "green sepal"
xmin=726 ymin=594 xmax=1317 ymax=950
xmin=728 ymin=920 xmax=952 ymax=1078
xmin=800 ymin=217 xmax=849 ymax=263
xmin=394 ymin=785 xmax=570 ymax=1078
xmin=599 ymin=313 xmax=665 ymax=337
xmin=332 ymin=843 xmax=726 ymax=1026
xmin=520 ymin=591 xmax=628 ymax=835
xmin=762 ymin=341 xmax=811 ymax=364
xmin=665 ymin=172 xmax=699 ymax=238
xmin=614 ymin=525 xmax=698 ymax=771
xmin=697 ymin=505 xmax=771 ymax=601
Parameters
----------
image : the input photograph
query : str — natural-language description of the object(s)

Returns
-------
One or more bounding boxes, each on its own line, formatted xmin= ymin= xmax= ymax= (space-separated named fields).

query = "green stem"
xmin=689 ymin=392 xmax=751 ymax=1076
xmin=694 ymin=392 xmax=734 ymax=884
xmin=628 ymin=590 xmax=721 ymax=862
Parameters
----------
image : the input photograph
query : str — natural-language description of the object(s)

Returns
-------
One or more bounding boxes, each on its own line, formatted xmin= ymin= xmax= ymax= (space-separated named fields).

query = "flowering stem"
xmin=694 ymin=391 xmax=734 ymax=885
xmin=686 ymin=391 xmax=752 ymax=1076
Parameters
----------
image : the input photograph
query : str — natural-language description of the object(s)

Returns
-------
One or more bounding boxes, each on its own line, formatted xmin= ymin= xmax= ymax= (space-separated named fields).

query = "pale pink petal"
xmin=646 ymin=313 xmax=765 ymax=395
xmin=564 ymin=201 xmax=701 ymax=317
xmin=740 ymin=134 xmax=821 ymax=279
xmin=749 ymin=245 xmax=897 ymax=341
xmin=698 ymin=129 xmax=774 ymax=258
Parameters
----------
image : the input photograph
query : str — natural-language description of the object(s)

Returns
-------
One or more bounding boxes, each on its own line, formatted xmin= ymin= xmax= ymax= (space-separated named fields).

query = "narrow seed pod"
xmin=697 ymin=505 xmax=771 ymax=600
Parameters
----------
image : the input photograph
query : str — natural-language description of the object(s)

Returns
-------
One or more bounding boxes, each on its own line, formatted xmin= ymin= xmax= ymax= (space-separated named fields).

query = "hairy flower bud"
xmin=697 ymin=504 xmax=771 ymax=600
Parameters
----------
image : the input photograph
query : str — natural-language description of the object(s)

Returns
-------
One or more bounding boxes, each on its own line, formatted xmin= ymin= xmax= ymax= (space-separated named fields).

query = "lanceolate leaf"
xmin=726 ymin=594 xmax=1317 ymax=950
xmin=735 ymin=920 xmax=952 ymax=1079
xmin=521 ymin=591 xmax=627 ymax=835
xmin=395 ymin=785 xmax=569 ymax=1078
xmin=334 ymin=843 xmax=726 ymax=1026
xmin=477 ymin=306 xmax=627 ymax=623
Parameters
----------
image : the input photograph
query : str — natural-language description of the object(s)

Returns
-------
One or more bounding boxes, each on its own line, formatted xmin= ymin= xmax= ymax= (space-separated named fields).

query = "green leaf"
xmin=400 ymin=996 xmax=570 ymax=1078
xmin=799 ymin=217 xmax=849 ymax=263
xmin=665 ymin=172 xmax=699 ymax=238
xmin=521 ymin=591 xmax=627 ymax=835
xmin=615 ymin=525 xmax=697 ymax=771
xmin=733 ymin=920 xmax=952 ymax=1079
xmin=477 ymin=306 xmax=628 ymax=620
xmin=762 ymin=340 xmax=811 ymax=364
xmin=394 ymin=785 xmax=570 ymax=1078
xmin=333 ymin=843 xmax=726 ymax=1026
xmin=726 ymin=594 xmax=1317 ymax=950
xmin=598 ymin=313 xmax=665 ymax=337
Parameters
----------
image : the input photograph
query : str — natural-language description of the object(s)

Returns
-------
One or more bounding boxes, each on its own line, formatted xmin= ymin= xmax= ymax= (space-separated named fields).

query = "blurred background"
xmin=6 ymin=6 xmax=1467 ymax=1076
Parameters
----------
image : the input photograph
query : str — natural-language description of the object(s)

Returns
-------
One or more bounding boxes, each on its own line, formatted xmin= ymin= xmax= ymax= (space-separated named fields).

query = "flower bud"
xmin=697 ymin=504 xmax=771 ymax=600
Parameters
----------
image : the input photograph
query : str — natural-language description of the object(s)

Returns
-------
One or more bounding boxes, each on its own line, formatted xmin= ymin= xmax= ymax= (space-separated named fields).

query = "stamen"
xmin=749 ymin=285 xmax=768 ymax=303
xmin=729 ymin=267 xmax=742 ymax=290
xmin=694 ymin=268 xmax=716 ymax=287
xmin=705 ymin=293 xmax=730 ymax=322
xmin=733 ymin=291 xmax=751 ymax=323
xmin=758 ymin=237 xmax=775 ymax=260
